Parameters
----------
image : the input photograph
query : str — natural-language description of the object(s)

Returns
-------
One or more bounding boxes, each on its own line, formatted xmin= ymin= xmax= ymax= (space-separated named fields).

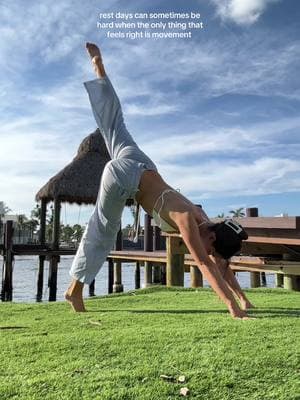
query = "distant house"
xmin=1 ymin=214 xmax=19 ymax=224
xmin=0 ymin=215 xmax=38 ymax=244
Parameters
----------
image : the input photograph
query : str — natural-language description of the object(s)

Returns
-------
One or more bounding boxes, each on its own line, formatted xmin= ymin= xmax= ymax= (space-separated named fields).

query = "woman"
xmin=65 ymin=42 xmax=254 ymax=319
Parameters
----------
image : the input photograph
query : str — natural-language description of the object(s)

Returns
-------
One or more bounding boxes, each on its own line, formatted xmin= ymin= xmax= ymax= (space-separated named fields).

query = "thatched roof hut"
xmin=35 ymin=129 xmax=111 ymax=205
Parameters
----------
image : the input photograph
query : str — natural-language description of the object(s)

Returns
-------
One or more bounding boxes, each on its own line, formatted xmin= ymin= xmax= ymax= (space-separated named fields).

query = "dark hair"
xmin=209 ymin=219 xmax=248 ymax=259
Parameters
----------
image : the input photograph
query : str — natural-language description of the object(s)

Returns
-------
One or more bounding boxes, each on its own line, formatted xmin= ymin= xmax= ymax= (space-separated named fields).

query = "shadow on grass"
xmin=0 ymin=326 xmax=28 ymax=330
xmin=92 ymin=308 xmax=227 ymax=314
xmin=254 ymin=307 xmax=300 ymax=317
xmin=88 ymin=308 xmax=300 ymax=318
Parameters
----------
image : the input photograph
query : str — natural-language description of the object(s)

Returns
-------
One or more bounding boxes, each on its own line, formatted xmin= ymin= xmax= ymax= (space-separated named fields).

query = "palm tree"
xmin=72 ymin=224 xmax=84 ymax=245
xmin=0 ymin=202 xmax=12 ymax=240
xmin=229 ymin=207 xmax=245 ymax=218
xmin=0 ymin=201 xmax=11 ymax=222
xmin=217 ymin=212 xmax=225 ymax=218
xmin=17 ymin=214 xmax=27 ymax=227
xmin=61 ymin=224 xmax=74 ymax=244
xmin=16 ymin=214 xmax=28 ymax=243
xmin=45 ymin=205 xmax=54 ymax=242
xmin=31 ymin=203 xmax=41 ymax=222
xmin=25 ymin=219 xmax=39 ymax=243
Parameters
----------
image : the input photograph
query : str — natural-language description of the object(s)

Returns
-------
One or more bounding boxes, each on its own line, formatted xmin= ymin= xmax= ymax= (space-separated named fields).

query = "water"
xmin=0 ymin=256 xmax=275 ymax=303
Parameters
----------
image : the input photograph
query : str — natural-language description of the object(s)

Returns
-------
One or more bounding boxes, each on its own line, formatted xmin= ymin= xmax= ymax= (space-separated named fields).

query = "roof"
xmin=35 ymin=129 xmax=111 ymax=205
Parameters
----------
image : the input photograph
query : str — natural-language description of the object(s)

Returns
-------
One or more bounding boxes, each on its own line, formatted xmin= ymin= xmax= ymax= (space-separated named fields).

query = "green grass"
xmin=0 ymin=286 xmax=299 ymax=400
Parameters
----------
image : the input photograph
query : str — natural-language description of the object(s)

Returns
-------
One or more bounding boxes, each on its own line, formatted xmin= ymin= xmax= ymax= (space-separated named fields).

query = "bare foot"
xmin=64 ymin=291 xmax=86 ymax=313
xmin=86 ymin=42 xmax=106 ymax=78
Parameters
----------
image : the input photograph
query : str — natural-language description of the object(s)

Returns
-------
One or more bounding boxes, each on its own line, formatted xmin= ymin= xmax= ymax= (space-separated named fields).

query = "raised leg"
xmin=84 ymin=42 xmax=157 ymax=170
xmin=84 ymin=43 xmax=138 ymax=160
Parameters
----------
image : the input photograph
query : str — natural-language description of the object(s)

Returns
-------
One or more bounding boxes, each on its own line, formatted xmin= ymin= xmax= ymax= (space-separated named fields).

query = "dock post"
xmin=282 ymin=253 xmax=300 ymax=291
xmin=250 ymin=272 xmax=261 ymax=288
xmin=190 ymin=265 xmax=203 ymax=288
xmin=261 ymin=272 xmax=267 ymax=286
xmin=135 ymin=261 xmax=141 ymax=289
xmin=283 ymin=275 xmax=300 ymax=291
xmin=144 ymin=214 xmax=153 ymax=287
xmin=36 ymin=255 xmax=45 ymax=302
xmin=89 ymin=279 xmax=95 ymax=296
xmin=113 ymin=227 xmax=123 ymax=293
xmin=108 ymin=258 xmax=114 ymax=294
xmin=37 ymin=199 xmax=47 ymax=302
xmin=153 ymin=226 xmax=164 ymax=285
xmin=153 ymin=264 xmax=162 ymax=284
xmin=153 ymin=226 xmax=161 ymax=250
xmin=161 ymin=265 xmax=167 ymax=285
xmin=48 ymin=255 xmax=60 ymax=301
xmin=1 ymin=221 xmax=14 ymax=301
xmin=275 ymin=273 xmax=284 ymax=288
xmin=48 ymin=198 xmax=61 ymax=301
xmin=166 ymin=236 xmax=185 ymax=287
xmin=246 ymin=208 xmax=261 ymax=288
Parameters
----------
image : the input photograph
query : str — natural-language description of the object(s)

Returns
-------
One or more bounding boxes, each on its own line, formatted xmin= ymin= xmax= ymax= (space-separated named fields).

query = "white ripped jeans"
xmin=69 ymin=76 xmax=157 ymax=284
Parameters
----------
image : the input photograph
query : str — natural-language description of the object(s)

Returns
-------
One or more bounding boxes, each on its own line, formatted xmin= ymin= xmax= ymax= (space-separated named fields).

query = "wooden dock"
xmin=1 ymin=208 xmax=300 ymax=301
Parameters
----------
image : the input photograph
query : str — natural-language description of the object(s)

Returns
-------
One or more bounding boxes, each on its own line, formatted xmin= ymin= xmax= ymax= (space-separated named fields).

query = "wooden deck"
xmin=2 ymin=214 xmax=300 ymax=302
xmin=108 ymin=250 xmax=300 ymax=276
xmin=158 ymin=230 xmax=300 ymax=289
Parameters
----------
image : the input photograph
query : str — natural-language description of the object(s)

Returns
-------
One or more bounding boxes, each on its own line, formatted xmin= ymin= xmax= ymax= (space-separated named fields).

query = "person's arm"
xmin=167 ymin=188 xmax=210 ymax=224
xmin=174 ymin=211 xmax=248 ymax=319
xmin=213 ymin=255 xmax=255 ymax=310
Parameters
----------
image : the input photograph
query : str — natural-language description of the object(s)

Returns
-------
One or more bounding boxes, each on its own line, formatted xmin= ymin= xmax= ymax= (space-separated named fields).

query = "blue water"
xmin=0 ymin=256 xmax=275 ymax=303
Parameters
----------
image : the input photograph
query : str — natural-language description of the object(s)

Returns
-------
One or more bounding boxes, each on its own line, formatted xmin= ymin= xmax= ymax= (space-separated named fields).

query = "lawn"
xmin=0 ymin=286 xmax=299 ymax=400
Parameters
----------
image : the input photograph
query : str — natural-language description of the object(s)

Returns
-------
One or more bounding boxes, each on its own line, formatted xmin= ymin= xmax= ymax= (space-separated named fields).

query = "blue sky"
xmin=0 ymin=0 xmax=300 ymax=227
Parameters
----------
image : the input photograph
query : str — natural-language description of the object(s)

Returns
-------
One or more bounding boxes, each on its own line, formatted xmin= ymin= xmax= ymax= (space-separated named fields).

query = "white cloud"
xmin=159 ymin=157 xmax=300 ymax=200
xmin=142 ymin=116 xmax=300 ymax=161
xmin=211 ymin=0 xmax=281 ymax=25
xmin=100 ymin=33 xmax=300 ymax=102
xmin=124 ymin=102 xmax=179 ymax=116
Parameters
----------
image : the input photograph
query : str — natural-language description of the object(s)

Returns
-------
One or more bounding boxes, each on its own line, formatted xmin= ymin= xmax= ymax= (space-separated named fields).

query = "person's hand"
xmin=240 ymin=299 xmax=255 ymax=311
xmin=228 ymin=303 xmax=255 ymax=320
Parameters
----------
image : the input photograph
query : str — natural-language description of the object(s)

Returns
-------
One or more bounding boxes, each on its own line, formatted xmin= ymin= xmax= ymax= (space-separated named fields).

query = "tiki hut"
xmin=36 ymin=128 xmax=110 ymax=205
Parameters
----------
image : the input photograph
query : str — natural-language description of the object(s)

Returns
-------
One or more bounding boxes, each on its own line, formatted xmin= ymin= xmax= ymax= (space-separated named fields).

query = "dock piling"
xmin=1 ymin=221 xmax=14 ymax=301
xmin=144 ymin=214 xmax=153 ymax=287
xmin=108 ymin=258 xmax=114 ymax=294
xmin=113 ymin=227 xmax=124 ymax=293
xmin=89 ymin=279 xmax=95 ymax=296
xmin=246 ymin=208 xmax=261 ymax=288
xmin=36 ymin=199 xmax=47 ymax=302
xmin=48 ymin=199 xmax=61 ymax=301
xmin=48 ymin=255 xmax=59 ymax=301
xmin=36 ymin=255 xmax=45 ymax=302
xmin=282 ymin=254 xmax=300 ymax=290
xmin=166 ymin=236 xmax=185 ymax=287
xmin=190 ymin=265 xmax=203 ymax=288
xmin=153 ymin=226 xmax=165 ymax=285
xmin=135 ymin=261 xmax=140 ymax=289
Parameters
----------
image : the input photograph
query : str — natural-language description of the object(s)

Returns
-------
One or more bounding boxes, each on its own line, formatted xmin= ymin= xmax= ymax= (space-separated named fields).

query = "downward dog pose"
xmin=65 ymin=42 xmax=254 ymax=318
